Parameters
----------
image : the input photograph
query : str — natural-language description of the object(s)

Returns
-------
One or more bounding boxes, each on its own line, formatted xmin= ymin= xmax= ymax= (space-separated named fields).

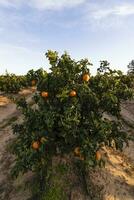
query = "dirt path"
xmin=0 ymin=89 xmax=34 ymax=200
xmin=0 ymin=88 xmax=34 ymax=124
xmin=0 ymin=125 xmax=32 ymax=200
xmin=121 ymin=101 xmax=134 ymax=127
xmin=89 ymin=141 xmax=134 ymax=200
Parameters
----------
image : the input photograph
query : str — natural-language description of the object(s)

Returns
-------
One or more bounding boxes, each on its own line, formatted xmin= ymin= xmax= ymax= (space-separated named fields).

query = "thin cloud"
xmin=116 ymin=4 xmax=134 ymax=16
xmin=0 ymin=0 xmax=21 ymax=8
xmin=90 ymin=3 xmax=134 ymax=20
xmin=0 ymin=0 xmax=86 ymax=10
xmin=29 ymin=0 xmax=86 ymax=10
xmin=82 ymin=2 xmax=134 ymax=30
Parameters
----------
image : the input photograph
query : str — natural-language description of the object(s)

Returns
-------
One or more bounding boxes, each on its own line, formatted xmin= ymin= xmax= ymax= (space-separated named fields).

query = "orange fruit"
xmin=95 ymin=151 xmax=101 ymax=161
xmin=74 ymin=147 xmax=80 ymax=156
xmin=82 ymin=74 xmax=90 ymax=82
xmin=69 ymin=90 xmax=77 ymax=97
xmin=31 ymin=80 xmax=36 ymax=86
xmin=32 ymin=141 xmax=40 ymax=150
xmin=41 ymin=91 xmax=49 ymax=98
xmin=40 ymin=137 xmax=48 ymax=143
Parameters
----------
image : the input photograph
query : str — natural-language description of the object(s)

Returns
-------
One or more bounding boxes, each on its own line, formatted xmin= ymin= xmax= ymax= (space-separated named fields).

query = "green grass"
xmin=42 ymin=186 xmax=67 ymax=200
xmin=27 ymin=162 xmax=70 ymax=200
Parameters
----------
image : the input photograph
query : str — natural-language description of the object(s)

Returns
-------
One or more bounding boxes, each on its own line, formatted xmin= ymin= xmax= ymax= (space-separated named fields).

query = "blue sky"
xmin=0 ymin=0 xmax=134 ymax=75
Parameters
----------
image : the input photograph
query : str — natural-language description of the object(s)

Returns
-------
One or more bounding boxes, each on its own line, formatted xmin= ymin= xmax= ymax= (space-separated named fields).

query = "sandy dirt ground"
xmin=89 ymin=144 xmax=134 ymax=200
xmin=0 ymin=89 xmax=34 ymax=200
xmin=0 ymin=90 xmax=134 ymax=200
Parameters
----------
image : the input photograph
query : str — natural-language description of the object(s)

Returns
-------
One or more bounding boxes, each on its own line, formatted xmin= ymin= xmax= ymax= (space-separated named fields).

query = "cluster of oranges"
xmin=74 ymin=147 xmax=102 ymax=161
xmin=32 ymin=142 xmax=101 ymax=162
xmin=32 ymin=74 xmax=94 ymax=160
xmin=40 ymin=74 xmax=90 ymax=99
xmin=32 ymin=137 xmax=48 ymax=150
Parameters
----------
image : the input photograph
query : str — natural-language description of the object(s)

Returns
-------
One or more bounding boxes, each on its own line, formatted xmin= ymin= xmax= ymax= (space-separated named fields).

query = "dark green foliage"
xmin=0 ymin=68 xmax=47 ymax=93
xmin=11 ymin=51 xmax=133 ymax=190
xmin=0 ymin=72 xmax=27 ymax=93
xmin=26 ymin=68 xmax=47 ymax=86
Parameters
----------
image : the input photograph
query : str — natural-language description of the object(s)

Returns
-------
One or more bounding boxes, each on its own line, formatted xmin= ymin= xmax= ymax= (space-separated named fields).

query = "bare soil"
xmin=0 ymin=89 xmax=34 ymax=200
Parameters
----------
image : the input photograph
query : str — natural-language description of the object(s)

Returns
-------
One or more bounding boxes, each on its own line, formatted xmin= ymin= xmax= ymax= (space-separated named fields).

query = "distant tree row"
xmin=0 ymin=59 xmax=133 ymax=94
xmin=127 ymin=60 xmax=134 ymax=74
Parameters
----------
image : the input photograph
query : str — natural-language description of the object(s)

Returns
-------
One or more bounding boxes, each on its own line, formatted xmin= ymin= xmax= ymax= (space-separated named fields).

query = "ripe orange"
xmin=74 ymin=147 xmax=80 ymax=156
xmin=82 ymin=74 xmax=90 ymax=82
xmin=32 ymin=141 xmax=40 ymax=150
xmin=40 ymin=137 xmax=48 ymax=143
xmin=95 ymin=151 xmax=101 ymax=161
xmin=69 ymin=90 xmax=77 ymax=97
xmin=41 ymin=91 xmax=49 ymax=98
xmin=31 ymin=80 xmax=36 ymax=86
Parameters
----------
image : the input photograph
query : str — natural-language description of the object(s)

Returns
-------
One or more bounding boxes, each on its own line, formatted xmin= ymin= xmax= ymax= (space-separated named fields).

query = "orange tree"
xmin=0 ymin=72 xmax=27 ymax=93
xmin=26 ymin=68 xmax=46 ymax=86
xmin=12 ymin=51 xmax=133 ymax=192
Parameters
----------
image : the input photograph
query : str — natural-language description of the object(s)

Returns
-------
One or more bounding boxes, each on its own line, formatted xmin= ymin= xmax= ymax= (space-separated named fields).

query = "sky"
xmin=0 ymin=0 xmax=134 ymax=75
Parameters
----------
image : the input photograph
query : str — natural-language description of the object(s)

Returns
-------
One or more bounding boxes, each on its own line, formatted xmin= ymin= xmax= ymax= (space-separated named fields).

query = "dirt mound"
xmin=0 ymin=95 xmax=11 ymax=106
xmin=0 ymin=88 xmax=35 ymax=200
xmin=88 ymin=146 xmax=134 ymax=200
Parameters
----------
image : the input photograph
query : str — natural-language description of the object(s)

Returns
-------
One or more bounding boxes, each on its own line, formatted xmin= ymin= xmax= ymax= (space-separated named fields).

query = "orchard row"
xmin=0 ymin=68 xmax=44 ymax=93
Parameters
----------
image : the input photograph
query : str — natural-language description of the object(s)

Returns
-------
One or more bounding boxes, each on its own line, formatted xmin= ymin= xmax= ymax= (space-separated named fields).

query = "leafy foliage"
xmin=0 ymin=72 xmax=27 ymax=93
xmin=11 ymin=51 xmax=133 ymax=189
xmin=0 ymin=68 xmax=47 ymax=93
xmin=26 ymin=68 xmax=47 ymax=86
